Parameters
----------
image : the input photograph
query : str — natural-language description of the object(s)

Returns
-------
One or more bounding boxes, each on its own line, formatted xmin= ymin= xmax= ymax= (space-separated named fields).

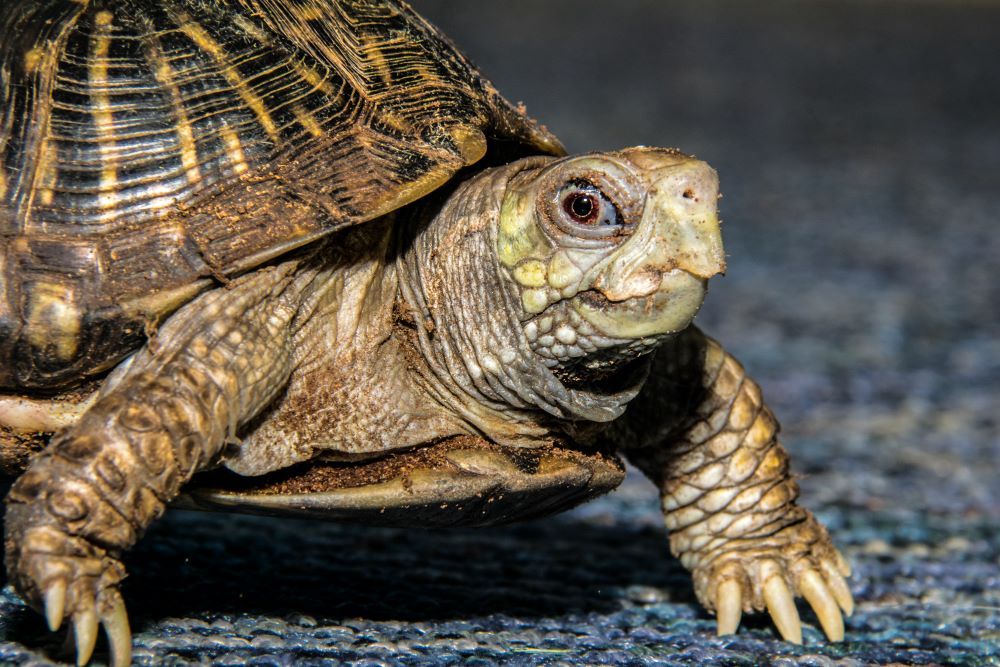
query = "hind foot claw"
xmin=699 ymin=515 xmax=853 ymax=643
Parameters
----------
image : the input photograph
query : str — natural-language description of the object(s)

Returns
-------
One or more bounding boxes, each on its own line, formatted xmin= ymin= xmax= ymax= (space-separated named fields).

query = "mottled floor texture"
xmin=2 ymin=0 xmax=998 ymax=665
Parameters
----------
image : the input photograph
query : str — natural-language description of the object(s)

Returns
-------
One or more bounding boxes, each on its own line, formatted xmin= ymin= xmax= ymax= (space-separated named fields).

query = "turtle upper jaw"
xmin=572 ymin=269 xmax=709 ymax=339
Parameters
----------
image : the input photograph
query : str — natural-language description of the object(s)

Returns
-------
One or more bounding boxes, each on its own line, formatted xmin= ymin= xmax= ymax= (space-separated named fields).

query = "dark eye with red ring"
xmin=564 ymin=190 xmax=598 ymax=223
xmin=557 ymin=180 xmax=624 ymax=235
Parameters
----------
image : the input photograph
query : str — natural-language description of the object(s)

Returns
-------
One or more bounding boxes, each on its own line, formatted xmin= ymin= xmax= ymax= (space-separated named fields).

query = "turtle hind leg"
xmin=4 ymin=262 xmax=307 ymax=666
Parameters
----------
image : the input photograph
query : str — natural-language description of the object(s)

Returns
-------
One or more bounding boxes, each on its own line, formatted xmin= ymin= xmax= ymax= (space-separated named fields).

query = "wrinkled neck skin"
xmin=397 ymin=159 xmax=653 ymax=448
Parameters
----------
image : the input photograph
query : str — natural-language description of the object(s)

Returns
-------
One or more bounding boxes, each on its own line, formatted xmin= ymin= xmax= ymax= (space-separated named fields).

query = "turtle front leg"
xmin=611 ymin=327 xmax=853 ymax=643
xmin=5 ymin=264 xmax=302 ymax=666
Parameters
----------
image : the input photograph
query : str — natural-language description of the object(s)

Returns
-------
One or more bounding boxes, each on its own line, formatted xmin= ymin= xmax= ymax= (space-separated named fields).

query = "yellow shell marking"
xmin=178 ymin=17 xmax=280 ymax=142
xmin=448 ymin=125 xmax=488 ymax=166
xmin=291 ymin=58 xmax=334 ymax=95
xmin=294 ymin=4 xmax=327 ymax=22
xmin=292 ymin=105 xmax=325 ymax=138
xmin=25 ymin=282 xmax=82 ymax=362
xmin=148 ymin=38 xmax=201 ymax=185
xmin=20 ymin=42 xmax=61 ymax=207
xmin=360 ymin=32 xmax=394 ymax=88
xmin=282 ymin=30 xmax=408 ymax=140
xmin=20 ymin=0 xmax=90 ymax=218
xmin=220 ymin=123 xmax=248 ymax=175
xmin=90 ymin=10 xmax=118 ymax=211
xmin=35 ymin=141 xmax=58 ymax=207
xmin=23 ymin=46 xmax=45 ymax=74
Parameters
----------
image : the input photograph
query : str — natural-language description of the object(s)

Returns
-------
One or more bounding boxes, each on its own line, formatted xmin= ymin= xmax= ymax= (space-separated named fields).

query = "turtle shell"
xmin=0 ymin=0 xmax=562 ymax=390
xmin=176 ymin=436 xmax=626 ymax=527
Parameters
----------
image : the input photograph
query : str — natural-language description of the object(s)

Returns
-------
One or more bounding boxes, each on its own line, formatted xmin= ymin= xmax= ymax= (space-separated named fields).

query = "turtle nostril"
xmin=682 ymin=188 xmax=696 ymax=200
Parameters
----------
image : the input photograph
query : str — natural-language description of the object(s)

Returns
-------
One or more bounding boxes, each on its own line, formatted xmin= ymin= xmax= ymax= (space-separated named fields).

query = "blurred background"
xmin=2 ymin=1 xmax=998 ymax=664
xmin=417 ymin=0 xmax=1000 ymax=521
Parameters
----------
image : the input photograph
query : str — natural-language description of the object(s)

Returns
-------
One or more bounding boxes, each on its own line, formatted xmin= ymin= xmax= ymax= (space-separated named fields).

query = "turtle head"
xmin=496 ymin=147 xmax=724 ymax=381
xmin=398 ymin=147 xmax=723 ymax=435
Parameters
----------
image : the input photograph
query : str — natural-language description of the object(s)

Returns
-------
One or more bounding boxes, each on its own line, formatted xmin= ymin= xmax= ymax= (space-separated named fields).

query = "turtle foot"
xmin=8 ymin=525 xmax=131 ymax=667
xmin=697 ymin=513 xmax=853 ymax=643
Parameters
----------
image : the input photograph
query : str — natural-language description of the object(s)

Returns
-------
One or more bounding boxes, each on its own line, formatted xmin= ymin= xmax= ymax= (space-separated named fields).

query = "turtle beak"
xmin=574 ymin=151 xmax=725 ymax=338
xmin=595 ymin=152 xmax=724 ymax=296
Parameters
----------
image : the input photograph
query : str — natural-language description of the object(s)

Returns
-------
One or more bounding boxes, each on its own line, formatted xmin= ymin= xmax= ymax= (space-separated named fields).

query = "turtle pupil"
xmin=567 ymin=193 xmax=595 ymax=221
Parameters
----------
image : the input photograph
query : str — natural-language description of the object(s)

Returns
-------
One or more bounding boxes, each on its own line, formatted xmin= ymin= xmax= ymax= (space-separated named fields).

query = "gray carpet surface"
xmin=1 ymin=1 xmax=998 ymax=665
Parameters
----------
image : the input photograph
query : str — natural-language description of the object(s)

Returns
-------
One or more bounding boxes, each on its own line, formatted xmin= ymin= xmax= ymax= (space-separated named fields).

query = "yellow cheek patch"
xmin=497 ymin=192 xmax=549 ymax=269
xmin=512 ymin=259 xmax=547 ymax=288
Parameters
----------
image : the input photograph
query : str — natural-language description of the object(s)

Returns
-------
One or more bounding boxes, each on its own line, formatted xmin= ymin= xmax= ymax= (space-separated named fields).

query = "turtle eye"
xmin=557 ymin=180 xmax=624 ymax=236
xmin=563 ymin=189 xmax=599 ymax=223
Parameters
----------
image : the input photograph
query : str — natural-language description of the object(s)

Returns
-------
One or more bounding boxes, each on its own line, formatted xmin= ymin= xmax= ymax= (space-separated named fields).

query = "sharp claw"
xmin=762 ymin=567 xmax=802 ymax=644
xmin=799 ymin=569 xmax=844 ymax=642
xmin=102 ymin=598 xmax=132 ymax=667
xmin=44 ymin=580 xmax=67 ymax=631
xmin=821 ymin=560 xmax=855 ymax=616
xmin=834 ymin=550 xmax=852 ymax=577
xmin=74 ymin=608 xmax=99 ymax=666
xmin=715 ymin=579 xmax=743 ymax=636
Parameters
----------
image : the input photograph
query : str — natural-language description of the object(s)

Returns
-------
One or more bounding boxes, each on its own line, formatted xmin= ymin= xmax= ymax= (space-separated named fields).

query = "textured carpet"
xmin=1 ymin=1 xmax=998 ymax=665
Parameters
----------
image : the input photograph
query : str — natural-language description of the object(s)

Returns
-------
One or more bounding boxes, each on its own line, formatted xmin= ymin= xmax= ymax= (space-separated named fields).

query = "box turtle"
xmin=0 ymin=0 xmax=853 ymax=664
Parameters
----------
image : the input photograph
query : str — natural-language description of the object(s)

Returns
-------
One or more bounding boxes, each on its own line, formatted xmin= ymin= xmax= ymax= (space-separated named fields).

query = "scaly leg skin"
xmin=4 ymin=263 xmax=303 ymax=666
xmin=611 ymin=326 xmax=853 ymax=643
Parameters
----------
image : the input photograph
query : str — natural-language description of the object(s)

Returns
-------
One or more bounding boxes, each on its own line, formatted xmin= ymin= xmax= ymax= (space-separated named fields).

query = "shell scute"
xmin=0 ymin=0 xmax=561 ymax=388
